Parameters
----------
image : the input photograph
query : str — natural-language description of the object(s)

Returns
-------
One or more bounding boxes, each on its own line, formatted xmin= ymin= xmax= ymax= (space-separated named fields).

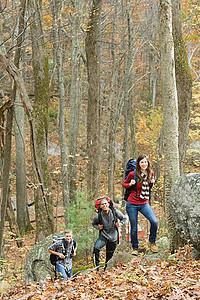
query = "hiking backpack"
xmin=94 ymin=196 xmax=117 ymax=223
xmin=124 ymin=159 xmax=138 ymax=201
xmin=94 ymin=196 xmax=119 ymax=243
xmin=124 ymin=158 xmax=153 ymax=204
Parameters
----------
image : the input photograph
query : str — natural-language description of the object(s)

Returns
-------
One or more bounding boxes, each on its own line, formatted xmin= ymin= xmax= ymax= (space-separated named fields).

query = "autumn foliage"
xmin=1 ymin=246 xmax=200 ymax=299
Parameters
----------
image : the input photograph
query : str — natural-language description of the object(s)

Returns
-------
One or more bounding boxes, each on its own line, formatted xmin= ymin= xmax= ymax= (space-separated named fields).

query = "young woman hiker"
xmin=123 ymin=154 xmax=158 ymax=256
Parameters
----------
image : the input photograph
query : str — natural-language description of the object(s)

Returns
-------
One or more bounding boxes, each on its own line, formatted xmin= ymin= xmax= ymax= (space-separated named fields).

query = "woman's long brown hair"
xmin=136 ymin=154 xmax=152 ymax=183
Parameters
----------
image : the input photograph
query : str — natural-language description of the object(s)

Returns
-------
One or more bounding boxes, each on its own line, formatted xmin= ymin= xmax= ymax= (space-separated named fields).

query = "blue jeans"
xmin=93 ymin=235 xmax=117 ymax=267
xmin=56 ymin=263 xmax=72 ymax=279
xmin=126 ymin=201 xmax=158 ymax=250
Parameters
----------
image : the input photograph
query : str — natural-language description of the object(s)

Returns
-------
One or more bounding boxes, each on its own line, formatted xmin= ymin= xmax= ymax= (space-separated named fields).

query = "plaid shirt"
xmin=48 ymin=238 xmax=74 ymax=271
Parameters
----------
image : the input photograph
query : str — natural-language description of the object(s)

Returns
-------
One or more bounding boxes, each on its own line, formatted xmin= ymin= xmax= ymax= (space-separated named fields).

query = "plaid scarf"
xmin=140 ymin=172 xmax=149 ymax=200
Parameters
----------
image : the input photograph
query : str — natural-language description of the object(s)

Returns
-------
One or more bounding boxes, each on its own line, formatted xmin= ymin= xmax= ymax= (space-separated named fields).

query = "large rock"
xmin=107 ymin=252 xmax=135 ymax=270
xmin=169 ymin=173 xmax=200 ymax=251
xmin=24 ymin=234 xmax=55 ymax=283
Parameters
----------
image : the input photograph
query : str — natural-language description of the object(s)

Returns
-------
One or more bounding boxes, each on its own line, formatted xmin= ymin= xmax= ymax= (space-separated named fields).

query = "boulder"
xmin=24 ymin=234 xmax=55 ymax=283
xmin=107 ymin=251 xmax=135 ymax=270
xmin=169 ymin=173 xmax=200 ymax=251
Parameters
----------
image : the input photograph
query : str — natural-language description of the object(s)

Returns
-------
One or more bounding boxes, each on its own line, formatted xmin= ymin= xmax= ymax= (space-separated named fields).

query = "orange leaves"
xmin=2 ymin=252 xmax=200 ymax=299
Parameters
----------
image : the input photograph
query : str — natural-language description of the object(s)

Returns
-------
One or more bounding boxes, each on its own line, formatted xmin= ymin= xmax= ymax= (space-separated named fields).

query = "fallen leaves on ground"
xmin=1 ymin=251 xmax=200 ymax=300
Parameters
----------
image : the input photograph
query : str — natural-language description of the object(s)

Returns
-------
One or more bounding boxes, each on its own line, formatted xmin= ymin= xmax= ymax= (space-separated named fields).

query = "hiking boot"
xmin=131 ymin=249 xmax=139 ymax=256
xmin=149 ymin=242 xmax=158 ymax=253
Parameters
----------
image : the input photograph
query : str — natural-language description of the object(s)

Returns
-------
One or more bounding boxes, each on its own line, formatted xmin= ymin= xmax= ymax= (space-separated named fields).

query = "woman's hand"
xmin=130 ymin=179 xmax=136 ymax=186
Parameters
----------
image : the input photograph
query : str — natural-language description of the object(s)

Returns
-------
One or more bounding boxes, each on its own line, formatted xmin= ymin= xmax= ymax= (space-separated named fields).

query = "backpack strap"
xmin=133 ymin=171 xmax=138 ymax=198
xmin=110 ymin=205 xmax=119 ymax=244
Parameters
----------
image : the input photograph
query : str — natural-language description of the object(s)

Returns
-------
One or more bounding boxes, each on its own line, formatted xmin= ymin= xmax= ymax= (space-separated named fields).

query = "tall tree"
xmin=68 ymin=0 xmax=83 ymax=204
xmin=107 ymin=3 xmax=118 ymax=199
xmin=0 ymin=100 xmax=13 ymax=257
xmin=126 ymin=1 xmax=137 ymax=158
xmin=85 ymin=0 xmax=102 ymax=201
xmin=158 ymin=0 xmax=180 ymax=253
xmin=122 ymin=0 xmax=130 ymax=174
xmin=172 ymin=0 xmax=193 ymax=175
xmin=51 ymin=0 xmax=69 ymax=225
xmin=28 ymin=0 xmax=54 ymax=241
xmin=13 ymin=0 xmax=32 ymax=235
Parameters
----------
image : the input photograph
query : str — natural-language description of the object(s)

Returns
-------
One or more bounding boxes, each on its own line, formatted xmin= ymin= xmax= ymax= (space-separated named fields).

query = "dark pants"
xmin=93 ymin=235 xmax=117 ymax=268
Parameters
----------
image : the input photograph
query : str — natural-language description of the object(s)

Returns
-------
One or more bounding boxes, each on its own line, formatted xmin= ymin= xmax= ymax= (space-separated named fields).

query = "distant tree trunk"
xmin=172 ymin=0 xmax=193 ymax=175
xmin=15 ymin=94 xmax=33 ymax=234
xmin=149 ymin=49 xmax=158 ymax=110
xmin=127 ymin=3 xmax=137 ymax=158
xmin=0 ymin=104 xmax=13 ymax=257
xmin=85 ymin=0 xmax=102 ymax=201
xmin=13 ymin=0 xmax=32 ymax=234
xmin=122 ymin=0 xmax=129 ymax=173
xmin=108 ymin=4 xmax=117 ymax=199
xmin=68 ymin=0 xmax=83 ymax=204
xmin=158 ymin=0 xmax=180 ymax=253
xmin=29 ymin=0 xmax=54 ymax=241
xmin=52 ymin=0 xmax=68 ymax=225
xmin=154 ymin=125 xmax=163 ymax=202
xmin=6 ymin=188 xmax=23 ymax=247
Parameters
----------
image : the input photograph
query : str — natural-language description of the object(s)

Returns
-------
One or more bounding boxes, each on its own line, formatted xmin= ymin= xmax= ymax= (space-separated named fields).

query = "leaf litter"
xmin=1 ymin=246 xmax=200 ymax=300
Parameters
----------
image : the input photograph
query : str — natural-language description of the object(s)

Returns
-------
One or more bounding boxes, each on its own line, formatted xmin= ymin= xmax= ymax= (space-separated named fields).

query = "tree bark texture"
xmin=172 ymin=0 xmax=193 ymax=175
xmin=85 ymin=0 xmax=102 ymax=201
xmin=122 ymin=0 xmax=130 ymax=175
xmin=107 ymin=4 xmax=117 ymax=199
xmin=68 ymin=0 xmax=83 ymax=204
xmin=0 ymin=49 xmax=54 ymax=243
xmin=15 ymin=94 xmax=32 ymax=234
xmin=6 ymin=189 xmax=23 ymax=248
xmin=0 ymin=105 xmax=13 ymax=257
xmin=158 ymin=0 xmax=180 ymax=253
xmin=13 ymin=0 xmax=33 ymax=234
xmin=52 ymin=0 xmax=69 ymax=225
xmin=127 ymin=3 xmax=137 ymax=158
xmin=29 ymin=0 xmax=54 ymax=241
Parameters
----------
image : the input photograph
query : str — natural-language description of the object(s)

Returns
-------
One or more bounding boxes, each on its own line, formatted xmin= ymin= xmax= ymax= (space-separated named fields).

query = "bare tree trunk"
xmin=0 ymin=104 xmax=13 ymax=257
xmin=172 ymin=0 xmax=193 ymax=175
xmin=127 ymin=3 xmax=137 ymax=158
xmin=68 ymin=0 xmax=83 ymax=204
xmin=0 ymin=51 xmax=54 ymax=242
xmin=15 ymin=93 xmax=33 ymax=234
xmin=51 ymin=0 xmax=69 ymax=225
xmin=28 ymin=0 xmax=54 ymax=241
xmin=13 ymin=0 xmax=32 ymax=234
xmin=85 ymin=0 xmax=102 ymax=201
xmin=122 ymin=0 xmax=129 ymax=173
xmin=107 ymin=4 xmax=117 ymax=199
xmin=6 ymin=188 xmax=23 ymax=247
xmin=158 ymin=0 xmax=180 ymax=253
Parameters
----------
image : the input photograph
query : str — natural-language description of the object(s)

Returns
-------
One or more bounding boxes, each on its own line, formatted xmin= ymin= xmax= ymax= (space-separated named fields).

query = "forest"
xmin=0 ymin=0 xmax=200 ymax=298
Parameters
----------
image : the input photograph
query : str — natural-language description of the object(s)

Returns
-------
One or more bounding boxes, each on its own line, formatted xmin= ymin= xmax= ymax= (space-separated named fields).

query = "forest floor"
xmin=1 ymin=240 xmax=200 ymax=299
xmin=1 ymin=131 xmax=199 ymax=299
xmin=1 ymin=210 xmax=200 ymax=299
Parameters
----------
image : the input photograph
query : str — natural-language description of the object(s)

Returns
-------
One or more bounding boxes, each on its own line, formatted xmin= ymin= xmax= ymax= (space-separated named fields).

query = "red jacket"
xmin=122 ymin=171 xmax=154 ymax=205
